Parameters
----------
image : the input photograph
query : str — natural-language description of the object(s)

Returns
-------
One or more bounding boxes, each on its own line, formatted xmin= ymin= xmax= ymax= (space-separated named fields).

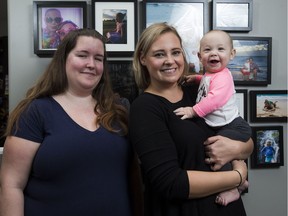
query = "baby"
xmin=174 ymin=30 xmax=251 ymax=206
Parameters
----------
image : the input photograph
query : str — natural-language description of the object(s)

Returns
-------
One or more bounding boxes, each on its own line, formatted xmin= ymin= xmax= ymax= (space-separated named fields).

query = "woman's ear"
xmin=140 ymin=53 xmax=146 ymax=65
xmin=197 ymin=52 xmax=202 ymax=61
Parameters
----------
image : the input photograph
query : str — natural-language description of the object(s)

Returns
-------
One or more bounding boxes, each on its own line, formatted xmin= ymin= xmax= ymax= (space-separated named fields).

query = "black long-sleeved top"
xmin=129 ymin=85 xmax=246 ymax=216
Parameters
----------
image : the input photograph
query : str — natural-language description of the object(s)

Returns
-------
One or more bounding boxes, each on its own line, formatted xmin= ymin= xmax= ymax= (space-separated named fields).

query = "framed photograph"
xmin=250 ymin=126 xmax=284 ymax=168
xmin=213 ymin=0 xmax=253 ymax=32
xmin=92 ymin=0 xmax=137 ymax=57
xmin=228 ymin=37 xmax=272 ymax=86
xmin=108 ymin=60 xmax=139 ymax=103
xmin=143 ymin=0 xmax=209 ymax=74
xmin=33 ymin=1 xmax=87 ymax=57
xmin=250 ymin=90 xmax=287 ymax=123
xmin=235 ymin=89 xmax=248 ymax=120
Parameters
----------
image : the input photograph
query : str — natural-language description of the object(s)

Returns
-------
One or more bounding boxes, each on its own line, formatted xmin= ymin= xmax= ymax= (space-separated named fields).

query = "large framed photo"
xmin=143 ymin=0 xmax=209 ymax=74
xmin=213 ymin=0 xmax=253 ymax=32
xmin=92 ymin=0 xmax=137 ymax=57
xmin=250 ymin=90 xmax=288 ymax=122
xmin=250 ymin=126 xmax=284 ymax=168
xmin=108 ymin=60 xmax=139 ymax=103
xmin=33 ymin=1 xmax=87 ymax=57
xmin=228 ymin=37 xmax=272 ymax=86
xmin=235 ymin=89 xmax=248 ymax=120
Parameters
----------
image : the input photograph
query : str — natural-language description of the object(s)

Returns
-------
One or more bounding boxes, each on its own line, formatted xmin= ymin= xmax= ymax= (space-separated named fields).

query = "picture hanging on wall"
xmin=235 ymin=89 xmax=248 ymax=120
xmin=92 ymin=0 xmax=137 ymax=57
xmin=107 ymin=60 xmax=139 ymax=103
xmin=33 ymin=1 xmax=87 ymax=57
xmin=143 ymin=0 xmax=209 ymax=75
xmin=250 ymin=126 xmax=284 ymax=168
xmin=213 ymin=0 xmax=253 ymax=32
xmin=249 ymin=90 xmax=288 ymax=122
xmin=228 ymin=36 xmax=272 ymax=86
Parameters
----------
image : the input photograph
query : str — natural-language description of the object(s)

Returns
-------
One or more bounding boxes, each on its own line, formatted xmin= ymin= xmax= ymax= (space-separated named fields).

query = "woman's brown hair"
xmin=5 ymin=28 xmax=128 ymax=136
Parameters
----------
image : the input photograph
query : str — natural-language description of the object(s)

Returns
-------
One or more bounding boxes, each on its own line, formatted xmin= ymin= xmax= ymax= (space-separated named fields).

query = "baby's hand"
xmin=174 ymin=107 xmax=195 ymax=119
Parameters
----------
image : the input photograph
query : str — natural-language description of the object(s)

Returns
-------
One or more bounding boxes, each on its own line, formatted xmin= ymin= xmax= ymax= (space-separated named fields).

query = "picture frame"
xmin=228 ymin=36 xmax=272 ymax=86
xmin=213 ymin=0 xmax=253 ymax=32
xmin=92 ymin=0 xmax=137 ymax=57
xmin=250 ymin=126 xmax=284 ymax=168
xmin=249 ymin=90 xmax=287 ymax=123
xmin=33 ymin=1 xmax=87 ymax=57
xmin=143 ymin=0 xmax=209 ymax=74
xmin=107 ymin=60 xmax=139 ymax=103
xmin=235 ymin=89 xmax=248 ymax=120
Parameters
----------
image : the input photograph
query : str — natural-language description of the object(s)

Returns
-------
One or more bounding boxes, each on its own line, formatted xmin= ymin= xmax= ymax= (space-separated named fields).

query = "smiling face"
xmin=65 ymin=36 xmax=105 ymax=95
xmin=140 ymin=32 xmax=185 ymax=89
xmin=45 ymin=9 xmax=62 ymax=32
xmin=198 ymin=30 xmax=235 ymax=73
xmin=57 ymin=23 xmax=78 ymax=40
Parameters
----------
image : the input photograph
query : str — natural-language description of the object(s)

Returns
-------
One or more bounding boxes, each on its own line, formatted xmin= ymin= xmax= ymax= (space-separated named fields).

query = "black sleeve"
xmin=129 ymin=95 xmax=189 ymax=200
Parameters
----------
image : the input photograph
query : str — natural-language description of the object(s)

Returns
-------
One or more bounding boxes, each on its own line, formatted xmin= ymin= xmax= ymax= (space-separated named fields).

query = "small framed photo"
xmin=143 ymin=0 xmax=209 ymax=74
xmin=250 ymin=90 xmax=287 ymax=123
xmin=213 ymin=0 xmax=253 ymax=32
xmin=92 ymin=0 xmax=137 ymax=57
xmin=108 ymin=60 xmax=139 ymax=103
xmin=250 ymin=126 xmax=284 ymax=168
xmin=228 ymin=36 xmax=272 ymax=86
xmin=33 ymin=1 xmax=87 ymax=57
xmin=235 ymin=89 xmax=248 ymax=120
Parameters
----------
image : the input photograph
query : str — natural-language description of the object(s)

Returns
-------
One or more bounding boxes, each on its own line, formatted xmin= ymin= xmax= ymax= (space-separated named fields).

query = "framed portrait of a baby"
xmin=92 ymin=0 xmax=137 ymax=57
xmin=33 ymin=1 xmax=87 ymax=57
xmin=250 ymin=126 xmax=284 ymax=168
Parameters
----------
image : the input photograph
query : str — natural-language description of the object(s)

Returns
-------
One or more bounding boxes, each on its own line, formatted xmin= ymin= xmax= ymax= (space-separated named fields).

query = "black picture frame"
xmin=92 ymin=0 xmax=137 ymax=57
xmin=143 ymin=0 xmax=209 ymax=74
xmin=228 ymin=36 xmax=272 ymax=86
xmin=213 ymin=0 xmax=253 ymax=32
xmin=108 ymin=60 xmax=139 ymax=103
xmin=33 ymin=1 xmax=87 ymax=57
xmin=250 ymin=126 xmax=284 ymax=168
xmin=235 ymin=89 xmax=248 ymax=120
xmin=249 ymin=90 xmax=288 ymax=123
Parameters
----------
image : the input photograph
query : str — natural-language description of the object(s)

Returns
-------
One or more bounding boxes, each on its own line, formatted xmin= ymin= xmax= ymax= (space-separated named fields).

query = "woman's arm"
xmin=203 ymin=136 xmax=254 ymax=171
xmin=0 ymin=136 xmax=40 ymax=216
xmin=187 ymin=160 xmax=247 ymax=198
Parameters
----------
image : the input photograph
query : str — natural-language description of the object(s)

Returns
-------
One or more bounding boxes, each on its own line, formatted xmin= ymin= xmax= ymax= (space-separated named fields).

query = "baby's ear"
xmin=230 ymin=49 xmax=236 ymax=60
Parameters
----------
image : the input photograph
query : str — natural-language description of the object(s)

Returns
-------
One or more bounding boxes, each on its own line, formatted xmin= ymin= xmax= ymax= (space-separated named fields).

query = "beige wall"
xmin=1 ymin=0 xmax=287 ymax=215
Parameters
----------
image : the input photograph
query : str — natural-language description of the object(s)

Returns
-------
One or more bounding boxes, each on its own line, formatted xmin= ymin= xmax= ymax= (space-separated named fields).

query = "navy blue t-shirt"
xmin=14 ymin=97 xmax=132 ymax=216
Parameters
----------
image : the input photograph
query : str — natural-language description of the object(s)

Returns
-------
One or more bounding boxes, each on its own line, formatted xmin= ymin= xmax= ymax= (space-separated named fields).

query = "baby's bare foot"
xmin=215 ymin=180 xmax=249 ymax=206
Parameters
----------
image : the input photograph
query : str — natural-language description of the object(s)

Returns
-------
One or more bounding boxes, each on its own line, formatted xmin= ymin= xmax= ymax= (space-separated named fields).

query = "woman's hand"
xmin=204 ymin=135 xmax=253 ymax=171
